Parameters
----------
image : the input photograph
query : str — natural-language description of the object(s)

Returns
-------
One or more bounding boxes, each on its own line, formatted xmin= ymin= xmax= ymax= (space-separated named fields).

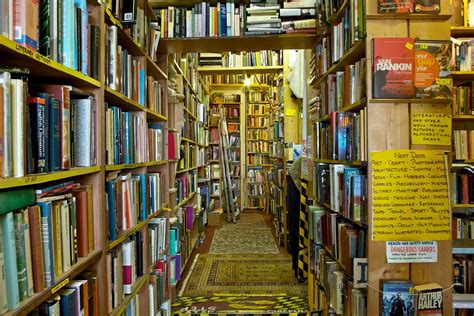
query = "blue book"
xmin=139 ymin=69 xmax=145 ymax=105
xmin=49 ymin=97 xmax=61 ymax=171
xmin=63 ymin=0 xmax=75 ymax=68
xmin=106 ymin=180 xmax=117 ymax=240
xmin=342 ymin=168 xmax=363 ymax=218
xmin=59 ymin=288 xmax=78 ymax=315
xmin=74 ymin=0 xmax=88 ymax=74
xmin=134 ymin=174 xmax=147 ymax=220
xmin=124 ymin=112 xmax=130 ymax=164
xmin=1 ymin=212 xmax=20 ymax=310
xmin=220 ymin=4 xmax=227 ymax=37
xmin=37 ymin=93 xmax=51 ymax=173
xmin=38 ymin=201 xmax=55 ymax=287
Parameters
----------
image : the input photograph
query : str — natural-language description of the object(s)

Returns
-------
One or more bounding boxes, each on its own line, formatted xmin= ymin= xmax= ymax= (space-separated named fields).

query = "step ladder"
xmin=218 ymin=105 xmax=240 ymax=223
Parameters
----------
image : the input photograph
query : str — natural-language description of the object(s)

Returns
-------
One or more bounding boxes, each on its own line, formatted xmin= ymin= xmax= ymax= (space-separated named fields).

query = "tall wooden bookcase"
xmin=305 ymin=0 xmax=454 ymax=314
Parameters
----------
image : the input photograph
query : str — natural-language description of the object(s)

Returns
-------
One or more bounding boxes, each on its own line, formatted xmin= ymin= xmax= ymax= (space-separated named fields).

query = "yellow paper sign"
xmin=411 ymin=113 xmax=451 ymax=146
xmin=285 ymin=108 xmax=297 ymax=117
xmin=371 ymin=150 xmax=450 ymax=241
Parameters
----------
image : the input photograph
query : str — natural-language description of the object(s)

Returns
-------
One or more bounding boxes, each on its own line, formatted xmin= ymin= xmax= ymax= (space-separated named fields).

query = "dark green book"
xmin=0 ymin=188 xmax=35 ymax=216
xmin=39 ymin=0 xmax=51 ymax=58
xmin=13 ymin=212 xmax=28 ymax=301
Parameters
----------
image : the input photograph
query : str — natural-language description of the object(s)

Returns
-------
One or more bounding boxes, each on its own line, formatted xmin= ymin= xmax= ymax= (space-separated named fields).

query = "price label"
xmin=51 ymin=278 xmax=69 ymax=294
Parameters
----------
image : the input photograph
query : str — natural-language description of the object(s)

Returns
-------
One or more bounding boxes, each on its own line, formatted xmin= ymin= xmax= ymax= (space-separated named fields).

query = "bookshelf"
xmin=450 ymin=21 xmax=474 ymax=313
xmin=305 ymin=0 xmax=454 ymax=314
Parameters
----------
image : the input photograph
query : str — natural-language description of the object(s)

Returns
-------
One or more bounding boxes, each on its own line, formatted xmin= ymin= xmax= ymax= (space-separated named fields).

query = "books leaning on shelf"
xmin=106 ymin=231 xmax=144 ymax=312
xmin=0 ymin=182 xmax=95 ymax=312
xmin=200 ymin=50 xmax=283 ymax=67
xmin=175 ymin=171 xmax=197 ymax=204
xmin=147 ymin=77 xmax=163 ymax=115
xmin=106 ymin=25 xmax=146 ymax=104
xmin=1 ymin=0 xmax=100 ymax=78
xmin=452 ymin=167 xmax=474 ymax=205
xmin=149 ymin=259 xmax=169 ymax=314
xmin=148 ymin=123 xmax=165 ymax=162
xmin=453 ymin=129 xmax=474 ymax=161
xmin=106 ymin=171 xmax=162 ymax=241
xmin=314 ymin=164 xmax=368 ymax=223
xmin=315 ymin=110 xmax=368 ymax=162
xmin=148 ymin=217 xmax=167 ymax=266
xmin=0 ymin=71 xmax=97 ymax=178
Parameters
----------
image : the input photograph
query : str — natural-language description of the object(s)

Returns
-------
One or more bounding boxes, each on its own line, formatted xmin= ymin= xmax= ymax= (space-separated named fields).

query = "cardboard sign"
xmin=411 ymin=113 xmax=451 ymax=145
xmin=386 ymin=241 xmax=438 ymax=263
xmin=371 ymin=150 xmax=450 ymax=241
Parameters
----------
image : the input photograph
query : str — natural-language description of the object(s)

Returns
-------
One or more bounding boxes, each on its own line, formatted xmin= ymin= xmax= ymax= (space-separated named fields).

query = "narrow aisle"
xmin=172 ymin=211 xmax=308 ymax=315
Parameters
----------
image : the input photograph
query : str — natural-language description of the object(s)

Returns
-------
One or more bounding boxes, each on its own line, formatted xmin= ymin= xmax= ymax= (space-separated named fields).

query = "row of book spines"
xmin=0 ymin=186 xmax=93 ymax=312
xmin=12 ymin=0 xmax=99 ymax=78
xmin=106 ymin=172 xmax=163 ymax=241
xmin=452 ymin=171 xmax=474 ymax=205
xmin=105 ymin=106 xmax=149 ymax=165
xmin=106 ymin=25 xmax=146 ymax=105
xmin=453 ymin=255 xmax=474 ymax=294
xmin=176 ymin=174 xmax=197 ymax=203
xmin=314 ymin=164 xmax=368 ymax=224
xmin=29 ymin=272 xmax=99 ymax=316
xmin=148 ymin=219 xmax=168 ymax=265
xmin=453 ymin=129 xmax=474 ymax=160
xmin=146 ymin=77 xmax=164 ymax=115
xmin=106 ymin=231 xmax=145 ymax=312
xmin=1 ymin=80 xmax=97 ymax=179
xmin=316 ymin=111 xmax=367 ymax=162
xmin=247 ymin=156 xmax=270 ymax=164
xmin=318 ymin=59 xmax=367 ymax=115
xmin=453 ymin=85 xmax=474 ymax=115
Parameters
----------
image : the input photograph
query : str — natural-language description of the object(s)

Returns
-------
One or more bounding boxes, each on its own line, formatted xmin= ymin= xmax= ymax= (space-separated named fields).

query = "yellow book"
xmin=52 ymin=201 xmax=63 ymax=276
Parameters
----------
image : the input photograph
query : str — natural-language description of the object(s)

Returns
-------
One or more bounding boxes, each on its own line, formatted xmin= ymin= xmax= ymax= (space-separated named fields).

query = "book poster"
xmin=371 ymin=150 xmax=450 ymax=241
xmin=411 ymin=113 xmax=451 ymax=146
xmin=386 ymin=241 xmax=438 ymax=263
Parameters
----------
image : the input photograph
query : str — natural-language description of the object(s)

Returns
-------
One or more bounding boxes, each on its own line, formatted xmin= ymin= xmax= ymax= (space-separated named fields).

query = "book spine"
xmin=61 ymin=86 xmax=71 ymax=169
xmin=0 ymin=213 xmax=8 ymax=313
xmin=21 ymin=209 xmax=34 ymax=297
xmin=39 ymin=202 xmax=55 ymax=287
xmin=122 ymin=241 xmax=133 ymax=294
xmin=2 ymin=212 xmax=20 ymax=309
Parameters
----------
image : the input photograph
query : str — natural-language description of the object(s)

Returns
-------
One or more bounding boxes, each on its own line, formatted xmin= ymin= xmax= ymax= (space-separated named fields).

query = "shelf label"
xmin=285 ymin=108 xmax=297 ymax=117
xmin=411 ymin=112 xmax=451 ymax=146
xmin=371 ymin=150 xmax=450 ymax=241
xmin=51 ymin=278 xmax=69 ymax=294
xmin=386 ymin=241 xmax=438 ymax=263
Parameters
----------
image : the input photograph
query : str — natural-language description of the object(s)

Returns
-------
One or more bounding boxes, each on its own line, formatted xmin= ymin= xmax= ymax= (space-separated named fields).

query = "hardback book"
xmin=414 ymin=40 xmax=452 ymax=99
xmin=378 ymin=0 xmax=414 ymax=13
xmin=1 ymin=212 xmax=20 ymax=310
xmin=13 ymin=211 xmax=28 ymax=301
xmin=71 ymin=97 xmax=94 ymax=167
xmin=414 ymin=0 xmax=440 ymax=13
xmin=414 ymin=283 xmax=442 ymax=315
xmin=281 ymin=19 xmax=316 ymax=30
xmin=27 ymin=96 xmax=47 ymax=174
xmin=122 ymin=240 xmax=135 ymax=295
xmin=0 ymin=72 xmax=11 ymax=178
xmin=0 ymin=214 xmax=8 ymax=313
xmin=13 ymin=0 xmax=39 ymax=50
xmin=279 ymin=8 xmax=315 ymax=17
xmin=11 ymin=79 xmax=26 ymax=178
xmin=66 ymin=280 xmax=88 ymax=315
xmin=20 ymin=209 xmax=34 ymax=297
xmin=380 ymin=280 xmax=415 ymax=316
xmin=37 ymin=201 xmax=55 ymax=287
xmin=59 ymin=288 xmax=78 ymax=314
xmin=28 ymin=205 xmax=45 ymax=293
xmin=0 ymin=187 xmax=35 ymax=216
xmin=372 ymin=37 xmax=415 ymax=99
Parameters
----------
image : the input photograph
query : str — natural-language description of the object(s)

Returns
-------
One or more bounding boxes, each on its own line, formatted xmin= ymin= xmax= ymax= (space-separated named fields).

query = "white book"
xmin=246 ymin=16 xmax=281 ymax=24
xmin=66 ymin=280 xmax=85 ymax=315
xmin=186 ymin=10 xmax=192 ymax=37
xmin=0 ymin=72 xmax=11 ymax=177
xmin=71 ymin=97 xmax=92 ymax=167
xmin=11 ymin=79 xmax=24 ymax=177
xmin=330 ymin=164 xmax=344 ymax=212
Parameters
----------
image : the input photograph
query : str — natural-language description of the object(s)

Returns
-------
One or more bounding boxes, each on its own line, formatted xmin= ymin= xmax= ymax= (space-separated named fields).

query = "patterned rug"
xmin=210 ymin=212 xmax=279 ymax=254
xmin=172 ymin=295 xmax=309 ymax=315
xmin=182 ymin=254 xmax=307 ymax=297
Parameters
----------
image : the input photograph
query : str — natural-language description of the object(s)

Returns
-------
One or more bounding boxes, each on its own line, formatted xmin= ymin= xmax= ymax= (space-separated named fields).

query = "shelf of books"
xmin=0 ymin=0 xmax=173 ymax=314
xmin=268 ymin=75 xmax=287 ymax=247
xmin=450 ymin=7 xmax=474 ymax=313
xmin=246 ymin=89 xmax=272 ymax=211
xmin=305 ymin=0 xmax=453 ymax=315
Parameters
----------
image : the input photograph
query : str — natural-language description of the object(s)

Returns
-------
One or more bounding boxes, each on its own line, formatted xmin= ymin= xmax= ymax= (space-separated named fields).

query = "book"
xmin=0 ymin=187 xmax=35 ymax=216
xmin=28 ymin=205 xmax=45 ymax=293
xmin=414 ymin=283 xmax=442 ymax=315
xmin=414 ymin=40 xmax=452 ymax=99
xmin=1 ymin=212 xmax=20 ymax=310
xmin=380 ymin=280 xmax=415 ymax=316
xmin=372 ymin=37 xmax=415 ymax=99
xmin=0 ymin=214 xmax=8 ymax=313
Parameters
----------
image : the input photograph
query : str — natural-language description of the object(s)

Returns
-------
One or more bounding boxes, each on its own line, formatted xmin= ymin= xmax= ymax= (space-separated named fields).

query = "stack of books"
xmin=198 ymin=53 xmax=223 ymax=66
xmin=280 ymin=2 xmax=316 ymax=33
xmin=245 ymin=5 xmax=282 ymax=35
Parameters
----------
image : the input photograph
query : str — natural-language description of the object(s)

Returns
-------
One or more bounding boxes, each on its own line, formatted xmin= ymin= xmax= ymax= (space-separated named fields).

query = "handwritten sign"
xmin=386 ymin=241 xmax=438 ymax=263
xmin=371 ymin=150 xmax=450 ymax=241
xmin=411 ymin=113 xmax=451 ymax=145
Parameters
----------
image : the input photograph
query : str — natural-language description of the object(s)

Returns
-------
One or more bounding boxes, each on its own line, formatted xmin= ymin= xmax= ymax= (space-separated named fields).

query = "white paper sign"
xmin=386 ymin=241 xmax=438 ymax=263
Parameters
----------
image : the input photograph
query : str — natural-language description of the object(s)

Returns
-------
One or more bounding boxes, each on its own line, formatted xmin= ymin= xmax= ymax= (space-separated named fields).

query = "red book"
xmin=72 ymin=188 xmax=89 ymax=257
xmin=462 ymin=174 xmax=469 ymax=204
xmin=373 ymin=38 xmax=415 ymax=99
xmin=28 ymin=205 xmax=45 ymax=293
xmin=168 ymin=132 xmax=176 ymax=160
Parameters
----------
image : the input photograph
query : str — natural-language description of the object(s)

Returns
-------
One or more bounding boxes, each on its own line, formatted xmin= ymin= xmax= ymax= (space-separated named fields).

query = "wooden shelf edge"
xmin=366 ymin=13 xmax=451 ymax=20
xmin=105 ymin=160 xmax=168 ymax=171
xmin=313 ymin=159 xmax=367 ymax=166
xmin=369 ymin=98 xmax=451 ymax=104
xmin=174 ymin=191 xmax=197 ymax=210
xmin=0 ymin=166 xmax=101 ymax=189
xmin=107 ymin=220 xmax=149 ymax=251
xmin=109 ymin=275 xmax=148 ymax=316
xmin=6 ymin=250 xmax=102 ymax=316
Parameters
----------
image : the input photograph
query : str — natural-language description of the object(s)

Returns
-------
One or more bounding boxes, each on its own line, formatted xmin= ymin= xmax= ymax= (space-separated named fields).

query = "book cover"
xmin=415 ymin=40 xmax=452 ymax=99
xmin=414 ymin=283 xmax=442 ymax=315
xmin=0 ymin=187 xmax=35 ymax=216
xmin=373 ymin=37 xmax=415 ymax=99
xmin=71 ymin=97 xmax=92 ymax=167
xmin=72 ymin=188 xmax=89 ymax=257
xmin=20 ymin=208 xmax=34 ymax=297
xmin=27 ymin=96 xmax=47 ymax=173
xmin=13 ymin=211 xmax=28 ymax=301
xmin=414 ymin=0 xmax=440 ymax=13
xmin=11 ymin=79 xmax=25 ymax=178
xmin=0 ymin=72 xmax=11 ymax=178
xmin=378 ymin=0 xmax=414 ymax=13
xmin=59 ymin=288 xmax=78 ymax=314
xmin=38 ymin=201 xmax=55 ymax=287
xmin=380 ymin=280 xmax=415 ymax=316
xmin=0 ymin=213 xmax=8 ymax=313
xmin=28 ymin=206 xmax=45 ymax=294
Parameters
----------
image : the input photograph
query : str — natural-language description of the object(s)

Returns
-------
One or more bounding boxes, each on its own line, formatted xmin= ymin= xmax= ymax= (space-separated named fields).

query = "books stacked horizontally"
xmin=199 ymin=53 xmax=223 ymax=66
xmin=245 ymin=5 xmax=282 ymax=35
xmin=280 ymin=2 xmax=317 ymax=34
xmin=0 ymin=182 xmax=95 ymax=313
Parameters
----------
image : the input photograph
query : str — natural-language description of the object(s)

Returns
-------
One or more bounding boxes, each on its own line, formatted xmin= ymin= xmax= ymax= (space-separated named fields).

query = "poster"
xmin=371 ymin=150 xmax=451 ymax=241
xmin=386 ymin=241 xmax=438 ymax=263
xmin=411 ymin=113 xmax=451 ymax=145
